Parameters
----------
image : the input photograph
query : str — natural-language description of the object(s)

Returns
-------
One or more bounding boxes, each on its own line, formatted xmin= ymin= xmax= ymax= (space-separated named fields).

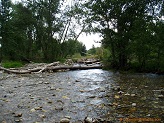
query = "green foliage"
xmin=72 ymin=53 xmax=82 ymax=59
xmin=87 ymin=45 xmax=96 ymax=55
xmin=61 ymin=39 xmax=86 ymax=57
xmin=2 ymin=61 xmax=24 ymax=68
xmin=81 ymin=0 xmax=164 ymax=72
xmin=0 ymin=0 xmax=86 ymax=63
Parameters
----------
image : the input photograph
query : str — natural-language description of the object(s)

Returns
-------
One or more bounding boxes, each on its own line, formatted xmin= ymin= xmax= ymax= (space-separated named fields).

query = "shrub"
xmin=2 ymin=61 xmax=24 ymax=68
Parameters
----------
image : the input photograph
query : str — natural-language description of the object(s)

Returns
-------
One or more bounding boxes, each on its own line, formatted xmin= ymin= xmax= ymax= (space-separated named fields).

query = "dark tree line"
xmin=79 ymin=0 xmax=164 ymax=72
xmin=0 ymin=0 xmax=86 ymax=62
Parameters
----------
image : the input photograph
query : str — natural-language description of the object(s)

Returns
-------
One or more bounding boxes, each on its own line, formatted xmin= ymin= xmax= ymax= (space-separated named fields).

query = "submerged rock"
xmin=60 ymin=118 xmax=70 ymax=123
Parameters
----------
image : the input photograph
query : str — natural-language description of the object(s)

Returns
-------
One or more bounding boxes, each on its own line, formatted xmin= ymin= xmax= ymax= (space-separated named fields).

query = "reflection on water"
xmin=71 ymin=69 xmax=112 ymax=82
xmin=65 ymin=69 xmax=164 ymax=122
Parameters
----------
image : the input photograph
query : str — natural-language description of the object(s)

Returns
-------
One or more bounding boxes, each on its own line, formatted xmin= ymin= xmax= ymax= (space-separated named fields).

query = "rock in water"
xmin=84 ymin=117 xmax=93 ymax=123
xmin=60 ymin=118 xmax=70 ymax=123
xmin=132 ymin=103 xmax=137 ymax=107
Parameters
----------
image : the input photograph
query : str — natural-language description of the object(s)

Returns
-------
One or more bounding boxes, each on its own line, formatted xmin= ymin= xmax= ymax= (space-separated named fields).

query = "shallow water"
xmin=0 ymin=69 xmax=163 ymax=122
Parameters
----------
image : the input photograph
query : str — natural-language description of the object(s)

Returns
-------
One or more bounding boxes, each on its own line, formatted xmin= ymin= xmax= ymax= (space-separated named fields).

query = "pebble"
xmin=14 ymin=113 xmax=22 ymax=117
xmin=117 ymin=114 xmax=124 ymax=118
xmin=118 ymin=91 xmax=124 ymax=95
xmin=131 ymin=94 xmax=136 ymax=97
xmin=113 ymin=86 xmax=121 ymax=91
xmin=1 ymin=121 xmax=7 ymax=123
xmin=75 ymin=80 xmax=80 ymax=82
xmin=89 ymin=95 xmax=96 ymax=98
xmin=132 ymin=103 xmax=136 ymax=107
xmin=146 ymin=114 xmax=151 ymax=117
xmin=39 ymin=114 xmax=46 ymax=118
xmin=124 ymin=93 xmax=130 ymax=96
xmin=34 ymin=106 xmax=42 ymax=110
xmin=60 ymin=118 xmax=70 ymax=123
xmin=84 ymin=117 xmax=93 ymax=123
xmin=64 ymin=116 xmax=71 ymax=119
xmin=47 ymin=100 xmax=53 ymax=103
xmin=157 ymin=95 xmax=164 ymax=98
xmin=44 ymin=82 xmax=50 ymax=84
xmin=50 ymin=87 xmax=55 ymax=90
xmin=30 ymin=108 xmax=36 ymax=112
xmin=14 ymin=118 xmax=22 ymax=122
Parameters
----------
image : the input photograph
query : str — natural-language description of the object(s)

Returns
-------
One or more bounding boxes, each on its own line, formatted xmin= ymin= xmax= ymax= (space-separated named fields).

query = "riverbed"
xmin=0 ymin=69 xmax=163 ymax=122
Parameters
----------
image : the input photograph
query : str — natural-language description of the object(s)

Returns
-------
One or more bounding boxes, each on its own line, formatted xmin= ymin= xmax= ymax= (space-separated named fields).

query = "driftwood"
xmin=0 ymin=67 xmax=31 ymax=74
xmin=0 ymin=62 xmax=103 ymax=74
xmin=36 ymin=62 xmax=60 ymax=73
xmin=77 ymin=59 xmax=100 ymax=64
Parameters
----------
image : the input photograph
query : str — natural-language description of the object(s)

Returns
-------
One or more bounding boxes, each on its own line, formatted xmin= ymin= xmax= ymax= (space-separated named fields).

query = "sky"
xmin=78 ymin=33 xmax=102 ymax=50
xmin=11 ymin=0 xmax=102 ymax=50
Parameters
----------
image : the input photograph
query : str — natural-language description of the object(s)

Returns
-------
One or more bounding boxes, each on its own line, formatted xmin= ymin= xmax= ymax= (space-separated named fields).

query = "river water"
xmin=0 ymin=69 xmax=163 ymax=122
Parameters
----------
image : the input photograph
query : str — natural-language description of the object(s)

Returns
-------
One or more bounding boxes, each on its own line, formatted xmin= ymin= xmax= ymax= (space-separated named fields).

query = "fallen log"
xmin=0 ymin=67 xmax=31 ymax=74
xmin=49 ymin=65 xmax=103 ymax=71
xmin=0 ymin=64 xmax=103 ymax=74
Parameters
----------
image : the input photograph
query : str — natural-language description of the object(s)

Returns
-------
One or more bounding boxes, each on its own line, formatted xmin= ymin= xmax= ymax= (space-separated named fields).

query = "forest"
xmin=0 ymin=0 xmax=164 ymax=73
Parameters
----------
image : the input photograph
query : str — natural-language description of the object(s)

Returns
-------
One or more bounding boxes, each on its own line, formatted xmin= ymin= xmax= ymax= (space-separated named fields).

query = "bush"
xmin=2 ymin=61 xmax=24 ymax=68
xmin=72 ymin=53 xmax=82 ymax=59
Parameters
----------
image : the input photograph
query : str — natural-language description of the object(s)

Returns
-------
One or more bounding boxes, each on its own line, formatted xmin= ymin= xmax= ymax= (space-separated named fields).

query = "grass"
xmin=2 ymin=61 xmax=24 ymax=68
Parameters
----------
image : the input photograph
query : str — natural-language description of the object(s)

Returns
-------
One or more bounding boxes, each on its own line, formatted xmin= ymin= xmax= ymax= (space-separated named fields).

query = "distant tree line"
xmin=0 ymin=0 xmax=86 ymax=63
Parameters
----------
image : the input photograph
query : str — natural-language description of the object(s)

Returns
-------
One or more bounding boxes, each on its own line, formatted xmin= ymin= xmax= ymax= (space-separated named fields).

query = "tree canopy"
xmin=81 ymin=0 xmax=164 ymax=72
xmin=0 ymin=0 xmax=86 ymax=62
xmin=0 ymin=0 xmax=164 ymax=72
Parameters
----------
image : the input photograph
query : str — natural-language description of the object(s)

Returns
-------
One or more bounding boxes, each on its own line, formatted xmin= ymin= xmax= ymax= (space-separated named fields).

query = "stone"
xmin=60 ymin=118 xmax=70 ymax=123
xmin=114 ymin=95 xmax=120 ymax=99
xmin=1 ymin=121 xmax=7 ymax=123
xmin=124 ymin=93 xmax=130 ymax=96
xmin=118 ymin=91 xmax=124 ymax=95
xmin=75 ymin=80 xmax=80 ymax=82
xmin=47 ymin=100 xmax=53 ymax=103
xmin=158 ymin=95 xmax=164 ymax=98
xmin=34 ymin=106 xmax=42 ymax=110
xmin=146 ymin=114 xmax=151 ymax=117
xmin=44 ymin=82 xmax=50 ymax=84
xmin=113 ymin=86 xmax=121 ymax=91
xmin=39 ymin=114 xmax=46 ymax=118
xmin=131 ymin=94 xmax=136 ymax=97
xmin=14 ymin=113 xmax=22 ymax=117
xmin=30 ymin=108 xmax=36 ymax=112
xmin=64 ymin=116 xmax=71 ymax=119
xmin=132 ymin=103 xmax=136 ymax=107
xmin=89 ymin=95 xmax=96 ymax=98
xmin=84 ymin=117 xmax=93 ymax=123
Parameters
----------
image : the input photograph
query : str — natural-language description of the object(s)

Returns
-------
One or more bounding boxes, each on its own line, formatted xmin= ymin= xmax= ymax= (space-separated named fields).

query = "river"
xmin=0 ymin=69 xmax=163 ymax=122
